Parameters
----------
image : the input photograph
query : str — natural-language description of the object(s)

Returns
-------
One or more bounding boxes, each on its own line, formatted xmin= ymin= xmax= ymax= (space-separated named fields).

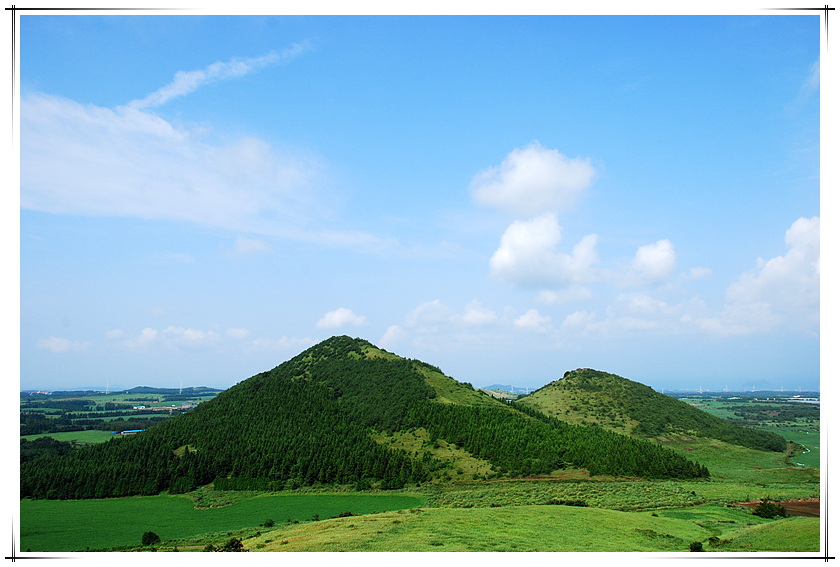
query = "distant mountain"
xmin=21 ymin=338 xmax=709 ymax=500
xmin=516 ymin=368 xmax=787 ymax=452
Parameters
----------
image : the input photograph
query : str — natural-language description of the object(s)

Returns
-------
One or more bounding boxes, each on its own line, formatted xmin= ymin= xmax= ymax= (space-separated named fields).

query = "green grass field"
xmin=19 ymin=491 xmax=426 ymax=552
xmin=20 ymin=430 xmax=116 ymax=445
xmin=244 ymin=503 xmax=818 ymax=552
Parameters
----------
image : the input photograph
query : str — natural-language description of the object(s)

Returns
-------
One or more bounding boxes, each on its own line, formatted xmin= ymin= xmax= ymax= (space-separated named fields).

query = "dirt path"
xmin=737 ymin=498 xmax=819 ymax=517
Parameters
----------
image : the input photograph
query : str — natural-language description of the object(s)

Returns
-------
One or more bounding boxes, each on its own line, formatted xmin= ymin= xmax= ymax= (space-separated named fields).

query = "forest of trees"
xmin=21 ymin=336 xmax=709 ymax=500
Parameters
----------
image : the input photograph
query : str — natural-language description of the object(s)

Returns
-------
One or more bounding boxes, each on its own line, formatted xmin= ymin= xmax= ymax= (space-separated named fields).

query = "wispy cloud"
xmin=20 ymin=92 xmax=391 ymax=251
xmin=38 ymin=337 xmax=89 ymax=353
xmin=128 ymin=42 xmax=312 ymax=109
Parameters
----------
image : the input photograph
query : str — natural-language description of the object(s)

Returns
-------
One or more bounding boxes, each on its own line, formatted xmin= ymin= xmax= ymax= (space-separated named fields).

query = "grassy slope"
xmin=248 ymin=506 xmax=711 ymax=552
xmin=517 ymin=369 xmax=786 ymax=451
xmin=247 ymin=504 xmax=818 ymax=552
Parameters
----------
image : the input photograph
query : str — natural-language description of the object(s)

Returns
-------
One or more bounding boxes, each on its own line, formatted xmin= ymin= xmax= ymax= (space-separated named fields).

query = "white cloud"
xmin=234 ymin=237 xmax=273 ymax=257
xmin=514 ymin=309 xmax=553 ymax=333
xmin=226 ymin=328 xmax=250 ymax=339
xmin=562 ymin=310 xmax=595 ymax=330
xmin=489 ymin=214 xmax=599 ymax=288
xmin=161 ymin=326 xmax=221 ymax=349
xmin=628 ymin=239 xmax=676 ymax=286
xmin=22 ymin=94 xmax=320 ymax=232
xmin=129 ymin=43 xmax=312 ymax=109
xmin=379 ymin=325 xmax=406 ymax=349
xmin=38 ymin=337 xmax=89 ymax=353
xmin=406 ymin=300 xmax=454 ymax=328
xmin=705 ymin=216 xmax=820 ymax=336
xmin=536 ymin=285 xmax=593 ymax=305
xmin=123 ymin=328 xmax=158 ymax=349
xmin=316 ymin=308 xmax=367 ymax=329
xmin=471 ymin=142 xmax=596 ymax=217
xmin=461 ymin=299 xmax=498 ymax=326
xmin=686 ymin=266 xmax=712 ymax=280
xmin=21 ymin=88 xmax=391 ymax=252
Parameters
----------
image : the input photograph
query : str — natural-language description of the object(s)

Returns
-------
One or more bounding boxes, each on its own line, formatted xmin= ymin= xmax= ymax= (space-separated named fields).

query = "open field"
xmin=19 ymin=491 xmax=426 ymax=552
xmin=20 ymin=429 xmax=116 ymax=445
xmin=244 ymin=503 xmax=818 ymax=552
xmin=19 ymin=487 xmax=819 ymax=553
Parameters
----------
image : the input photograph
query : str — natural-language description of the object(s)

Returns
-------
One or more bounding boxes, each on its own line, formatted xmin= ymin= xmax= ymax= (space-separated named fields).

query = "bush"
xmin=689 ymin=541 xmax=704 ymax=552
xmin=141 ymin=531 xmax=161 ymax=546
xmin=754 ymin=500 xmax=789 ymax=519
xmin=221 ymin=537 xmax=244 ymax=552
xmin=262 ymin=518 xmax=275 ymax=527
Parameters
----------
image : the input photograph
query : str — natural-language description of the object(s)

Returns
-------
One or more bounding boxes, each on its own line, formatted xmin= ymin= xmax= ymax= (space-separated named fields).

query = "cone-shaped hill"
xmin=516 ymin=368 xmax=786 ymax=452
xmin=22 ymin=337 xmax=710 ymax=500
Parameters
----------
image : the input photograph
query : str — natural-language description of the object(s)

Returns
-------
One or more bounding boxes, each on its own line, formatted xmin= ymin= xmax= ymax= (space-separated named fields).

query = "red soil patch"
xmin=737 ymin=499 xmax=820 ymax=517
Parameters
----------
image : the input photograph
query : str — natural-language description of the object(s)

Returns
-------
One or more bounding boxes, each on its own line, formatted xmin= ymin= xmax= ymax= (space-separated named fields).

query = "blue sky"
xmin=17 ymin=12 xmax=823 ymax=393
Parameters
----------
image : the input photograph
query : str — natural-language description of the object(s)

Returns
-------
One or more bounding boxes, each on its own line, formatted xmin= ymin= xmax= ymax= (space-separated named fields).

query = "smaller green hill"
xmin=517 ymin=369 xmax=786 ymax=452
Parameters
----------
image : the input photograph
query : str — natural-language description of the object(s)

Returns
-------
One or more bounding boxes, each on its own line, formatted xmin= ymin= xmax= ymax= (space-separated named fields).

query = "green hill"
xmin=516 ymin=368 xmax=787 ymax=452
xmin=21 ymin=338 xmax=709 ymax=500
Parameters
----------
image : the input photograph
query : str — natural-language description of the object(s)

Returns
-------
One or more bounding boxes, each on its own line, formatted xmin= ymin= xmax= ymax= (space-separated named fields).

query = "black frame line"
xmin=765 ymin=5 xmax=834 ymax=45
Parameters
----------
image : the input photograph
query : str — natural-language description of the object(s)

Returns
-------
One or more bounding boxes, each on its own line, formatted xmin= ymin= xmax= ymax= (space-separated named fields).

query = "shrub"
xmin=222 ymin=537 xmax=244 ymax=552
xmin=141 ymin=531 xmax=160 ymax=546
xmin=262 ymin=518 xmax=275 ymax=527
xmin=753 ymin=500 xmax=789 ymax=519
xmin=689 ymin=541 xmax=704 ymax=552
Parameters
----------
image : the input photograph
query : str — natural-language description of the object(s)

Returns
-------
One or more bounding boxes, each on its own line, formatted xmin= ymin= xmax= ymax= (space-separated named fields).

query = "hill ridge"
xmin=517 ymin=368 xmax=787 ymax=452
xmin=21 ymin=337 xmax=710 ymax=500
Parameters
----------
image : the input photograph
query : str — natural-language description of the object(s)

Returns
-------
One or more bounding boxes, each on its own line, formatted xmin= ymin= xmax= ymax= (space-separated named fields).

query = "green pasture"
xmin=19 ymin=491 xmax=425 ymax=552
xmin=20 ymin=430 xmax=116 ymax=445
xmin=246 ymin=503 xmax=817 ymax=552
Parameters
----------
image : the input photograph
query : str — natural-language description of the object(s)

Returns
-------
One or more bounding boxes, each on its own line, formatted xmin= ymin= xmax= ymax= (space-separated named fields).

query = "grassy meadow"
xmin=19 ymin=491 xmax=426 ymax=552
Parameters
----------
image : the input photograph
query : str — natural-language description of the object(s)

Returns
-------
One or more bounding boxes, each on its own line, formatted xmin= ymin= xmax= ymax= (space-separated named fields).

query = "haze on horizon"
xmin=18 ymin=11 xmax=822 ymax=395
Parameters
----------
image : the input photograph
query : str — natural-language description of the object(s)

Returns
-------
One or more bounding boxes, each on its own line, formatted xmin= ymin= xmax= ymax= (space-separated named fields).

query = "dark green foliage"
xmin=20 ymin=437 xmax=77 ymax=464
xmin=753 ymin=500 xmax=789 ymax=518
xmin=546 ymin=499 xmax=588 ymax=506
xmin=20 ymin=336 xmax=710 ymax=500
xmin=262 ymin=518 xmax=275 ymax=527
xmin=221 ymin=537 xmax=244 ymax=552
xmin=689 ymin=541 xmax=704 ymax=552
xmin=511 ymin=404 xmax=710 ymax=479
xmin=141 ymin=531 xmax=160 ymax=546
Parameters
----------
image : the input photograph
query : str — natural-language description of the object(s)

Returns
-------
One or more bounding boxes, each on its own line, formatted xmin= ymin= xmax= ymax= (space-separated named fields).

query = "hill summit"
xmin=22 ymin=337 xmax=710 ymax=500
xmin=517 ymin=368 xmax=787 ymax=452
